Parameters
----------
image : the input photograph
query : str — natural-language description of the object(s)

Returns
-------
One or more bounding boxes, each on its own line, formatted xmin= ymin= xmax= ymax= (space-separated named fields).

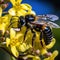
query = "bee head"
xmin=25 ymin=14 xmax=35 ymax=22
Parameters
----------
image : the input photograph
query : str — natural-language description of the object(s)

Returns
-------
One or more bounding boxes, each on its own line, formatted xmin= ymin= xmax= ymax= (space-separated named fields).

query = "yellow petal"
xmin=10 ymin=28 xmax=16 ymax=39
xmin=16 ymin=33 xmax=23 ymax=39
xmin=6 ymin=38 xmax=10 ymax=47
xmin=44 ymin=50 xmax=58 ymax=60
xmin=11 ymin=46 xmax=19 ymax=57
xmin=21 ymin=4 xmax=32 ymax=10
xmin=46 ymin=38 xmax=56 ymax=49
xmin=16 ymin=0 xmax=22 ymax=4
xmin=0 ymin=23 xmax=6 ymax=34
xmin=0 ymin=7 xmax=2 ymax=17
xmin=10 ymin=0 xmax=22 ymax=6
xmin=1 ymin=16 xmax=8 ymax=23
xmin=10 ymin=0 xmax=16 ymax=6
xmin=26 ymin=44 xmax=32 ymax=50
xmin=49 ymin=50 xmax=58 ymax=60
xmin=33 ymin=56 xmax=41 ymax=60
xmin=18 ymin=43 xmax=27 ymax=52
xmin=8 ymin=8 xmax=16 ymax=16
xmin=40 ymin=48 xmax=48 ymax=55
xmin=17 ymin=10 xmax=27 ymax=16
xmin=26 ymin=55 xmax=33 ymax=58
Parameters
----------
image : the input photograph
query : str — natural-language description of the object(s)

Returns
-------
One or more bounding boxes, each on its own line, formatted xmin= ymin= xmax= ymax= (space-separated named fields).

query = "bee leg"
xmin=24 ymin=27 xmax=29 ymax=40
xmin=40 ymin=31 xmax=43 ymax=47
xmin=31 ymin=29 xmax=36 ymax=46
xmin=18 ymin=24 xmax=22 ymax=31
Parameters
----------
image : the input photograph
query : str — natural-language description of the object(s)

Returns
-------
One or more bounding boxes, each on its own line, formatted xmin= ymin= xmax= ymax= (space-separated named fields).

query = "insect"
xmin=31 ymin=15 xmax=59 ymax=46
xmin=31 ymin=20 xmax=53 ymax=45
xmin=9 ymin=14 xmax=36 ymax=46
xmin=9 ymin=14 xmax=60 ymax=46
xmin=18 ymin=15 xmax=36 ymax=46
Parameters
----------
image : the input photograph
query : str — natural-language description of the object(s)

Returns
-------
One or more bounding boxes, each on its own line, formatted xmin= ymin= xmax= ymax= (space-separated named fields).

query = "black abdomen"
xmin=43 ymin=26 xmax=53 ymax=45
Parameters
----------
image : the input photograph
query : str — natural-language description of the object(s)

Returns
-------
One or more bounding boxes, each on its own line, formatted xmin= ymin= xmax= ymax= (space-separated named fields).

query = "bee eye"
xmin=18 ymin=16 xmax=25 ymax=28
xmin=19 ymin=16 xmax=25 ymax=23
xmin=25 ymin=14 xmax=35 ymax=22
xmin=19 ymin=16 xmax=25 ymax=21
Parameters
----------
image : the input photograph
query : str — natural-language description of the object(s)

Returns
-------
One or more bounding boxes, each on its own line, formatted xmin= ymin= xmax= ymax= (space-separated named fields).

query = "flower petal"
xmin=44 ymin=50 xmax=58 ymax=60
xmin=17 ymin=10 xmax=27 ymax=16
xmin=6 ymin=38 xmax=10 ymax=47
xmin=46 ymin=38 xmax=56 ymax=49
xmin=16 ymin=0 xmax=22 ymax=4
xmin=1 ymin=16 xmax=8 ymax=24
xmin=21 ymin=4 xmax=32 ymax=10
xmin=0 ymin=23 xmax=6 ymax=34
xmin=16 ymin=33 xmax=23 ymax=39
xmin=18 ymin=43 xmax=27 ymax=52
xmin=0 ymin=7 xmax=2 ymax=17
xmin=10 ymin=28 xmax=16 ymax=39
xmin=11 ymin=46 xmax=19 ymax=57
xmin=8 ymin=8 xmax=16 ymax=16
xmin=10 ymin=0 xmax=22 ymax=6
xmin=33 ymin=56 xmax=41 ymax=60
xmin=10 ymin=0 xmax=16 ymax=6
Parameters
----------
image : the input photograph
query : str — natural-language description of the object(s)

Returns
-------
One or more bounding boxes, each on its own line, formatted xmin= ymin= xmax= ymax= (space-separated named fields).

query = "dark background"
xmin=0 ymin=0 xmax=60 ymax=60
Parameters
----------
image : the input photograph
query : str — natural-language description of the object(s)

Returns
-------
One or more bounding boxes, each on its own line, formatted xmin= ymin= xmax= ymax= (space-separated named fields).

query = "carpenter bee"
xmin=9 ymin=14 xmax=60 ymax=46
xmin=18 ymin=15 xmax=36 ymax=46
xmin=9 ymin=14 xmax=36 ymax=46
xmin=31 ymin=14 xmax=60 ymax=46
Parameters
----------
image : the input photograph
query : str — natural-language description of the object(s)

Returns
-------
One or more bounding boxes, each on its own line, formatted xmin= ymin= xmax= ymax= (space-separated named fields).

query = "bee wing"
xmin=37 ymin=14 xmax=59 ymax=21
xmin=47 ymin=21 xmax=60 ymax=28
xmin=46 ymin=14 xmax=59 ymax=21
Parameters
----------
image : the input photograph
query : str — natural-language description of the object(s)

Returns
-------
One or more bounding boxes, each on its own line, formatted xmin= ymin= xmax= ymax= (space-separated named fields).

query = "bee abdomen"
xmin=43 ymin=26 xmax=53 ymax=45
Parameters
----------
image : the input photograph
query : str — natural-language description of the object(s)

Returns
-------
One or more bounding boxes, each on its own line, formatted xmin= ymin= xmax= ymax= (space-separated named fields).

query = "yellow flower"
xmin=6 ymin=28 xmax=23 ymax=57
xmin=0 ymin=7 xmax=2 ymax=17
xmin=44 ymin=50 xmax=58 ymax=60
xmin=0 ymin=23 xmax=6 ymax=34
xmin=46 ymin=38 xmax=56 ymax=49
xmin=17 ymin=43 xmax=32 ymax=52
xmin=8 ymin=0 xmax=36 ymax=16
xmin=24 ymin=55 xmax=41 ymax=60
xmin=33 ymin=56 xmax=41 ymax=60
xmin=6 ymin=28 xmax=32 ymax=57
xmin=0 ymin=7 xmax=9 ymax=34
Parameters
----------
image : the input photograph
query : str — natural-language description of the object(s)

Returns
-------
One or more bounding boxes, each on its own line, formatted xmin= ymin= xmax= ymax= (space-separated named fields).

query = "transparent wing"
xmin=37 ymin=14 xmax=59 ymax=21
xmin=46 ymin=14 xmax=59 ymax=21
xmin=47 ymin=21 xmax=60 ymax=28
xmin=32 ymin=15 xmax=60 ymax=28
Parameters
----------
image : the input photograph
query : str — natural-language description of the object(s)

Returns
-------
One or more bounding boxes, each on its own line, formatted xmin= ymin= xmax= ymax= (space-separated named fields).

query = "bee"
xmin=18 ymin=15 xmax=36 ymax=46
xmin=31 ymin=14 xmax=59 ymax=46
xmin=9 ymin=14 xmax=36 ymax=46
xmin=9 ymin=14 xmax=60 ymax=46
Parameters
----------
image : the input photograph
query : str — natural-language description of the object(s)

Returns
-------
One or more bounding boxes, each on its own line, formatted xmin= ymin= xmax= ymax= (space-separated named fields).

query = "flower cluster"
xmin=0 ymin=0 xmax=58 ymax=60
